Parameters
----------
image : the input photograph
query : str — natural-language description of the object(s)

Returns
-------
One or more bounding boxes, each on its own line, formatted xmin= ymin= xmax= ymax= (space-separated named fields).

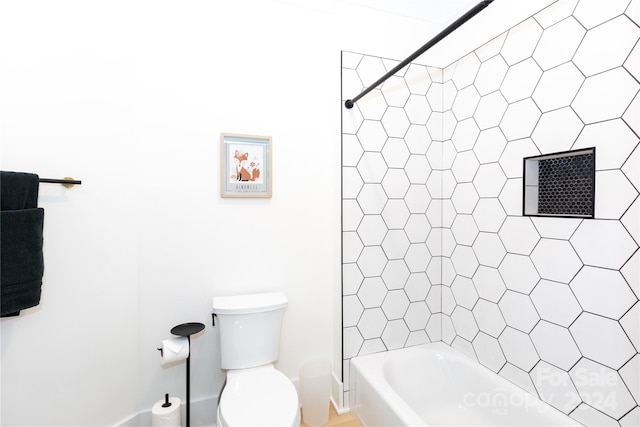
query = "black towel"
xmin=0 ymin=171 xmax=45 ymax=317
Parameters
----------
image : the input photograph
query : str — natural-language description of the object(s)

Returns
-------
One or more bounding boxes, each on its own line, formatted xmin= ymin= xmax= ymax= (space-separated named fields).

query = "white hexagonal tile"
xmin=405 ymin=63 xmax=432 ymax=95
xmin=620 ymin=408 xmax=640 ymax=427
xmin=405 ymin=95 xmax=430 ymax=125
xmin=626 ymin=29 xmax=640 ymax=82
xmin=343 ymin=103 xmax=364 ymax=135
xmin=426 ymin=141 xmax=443 ymax=170
xmin=343 ymin=134 xmax=363 ymax=167
xmin=381 ymin=138 xmax=409 ymax=169
xmin=343 ymin=326 xmax=363 ymax=359
xmin=426 ymin=82 xmax=443 ymax=112
xmin=575 ymin=16 xmax=640 ymax=77
xmin=570 ymin=312 xmax=637 ymax=369
xmin=452 ymin=306 xmax=480 ymax=341
xmin=343 ymin=68 xmax=363 ymax=100
xmin=622 ymin=250 xmax=640 ymax=300
xmin=571 ymin=403 xmax=620 ymax=427
xmin=382 ymin=169 xmax=410 ymax=199
xmin=619 ymin=353 xmax=639 ymax=406
xmin=452 ymin=52 xmax=481 ymax=89
xmin=357 ymin=120 xmax=387 ymax=152
xmin=452 ymin=118 xmax=480 ymax=152
xmin=501 ymin=58 xmax=543 ymax=103
xmin=500 ymin=98 xmax=542 ymax=140
xmin=530 ymin=279 xmax=582 ymax=327
xmin=405 ymin=243 xmax=430 ymax=273
xmin=357 ymin=215 xmax=387 ymax=246
xmin=451 ymin=275 xmax=479 ymax=309
xmin=570 ymin=266 xmax=637 ymax=320
xmin=381 ymin=289 xmax=410 ymax=320
xmin=426 ymin=229 xmax=444 ymax=256
xmin=573 ymin=119 xmax=639 ymax=170
xmin=533 ymin=17 xmax=586 ymax=71
xmin=451 ymin=151 xmax=480 ymax=183
xmin=475 ymin=92 xmax=508 ymax=130
xmin=451 ymin=183 xmax=479 ymax=214
xmin=343 ymin=231 xmax=363 ymax=263
xmin=382 ymin=229 xmax=410 ymax=260
xmin=425 ymin=312 xmax=442 ymax=341
xmin=344 ymin=295 xmax=364 ymax=327
xmin=357 ymin=152 xmax=387 ymax=183
xmin=501 ymin=18 xmax=544 ymax=65
xmin=595 ymin=170 xmax=638 ymax=219
xmin=475 ymin=55 xmax=509 ymax=96
xmin=404 ymin=124 xmax=430 ymax=155
xmin=530 ymin=320 xmax=581 ymax=370
xmin=473 ymin=299 xmax=506 ymax=338
xmin=442 ymin=80 xmax=457 ymax=111
xmin=452 ymin=86 xmax=480 ymax=120
xmin=473 ymin=198 xmax=507 ymax=232
xmin=499 ymin=216 xmax=540 ymax=255
xmin=343 ymin=199 xmax=363 ymax=232
xmin=573 ymin=67 xmax=639 ymax=124
xmin=357 ymin=277 xmax=387 ymax=308
xmin=473 ymin=232 xmax=507 ymax=268
xmin=571 ymin=220 xmax=638 ymax=270
xmin=533 ymin=62 xmax=585 ymax=113
xmin=620 ymin=302 xmax=639 ymax=352
xmin=426 ymin=285 xmax=442 ymax=314
xmin=357 ymin=246 xmax=387 ymax=277
xmin=473 ymin=163 xmax=507 ymax=198
xmin=405 ymin=214 xmax=430 ymax=243
xmin=357 ymin=183 xmax=387 ymax=214
xmin=500 ymin=363 xmax=538 ymax=396
xmin=381 ymin=107 xmax=410 ymax=138
xmin=530 ymin=361 xmax=580 ymax=414
xmin=444 ymin=111 xmax=459 ymax=141
xmin=474 ymin=266 xmax=507 ymax=303
xmin=474 ymin=332 xmax=506 ymax=372
xmin=452 ymin=245 xmax=480 ymax=278
xmin=499 ymin=291 xmax=540 ymax=333
xmin=534 ymin=0 xmax=578 ymax=29
xmin=574 ymin=0 xmax=634 ymax=29
xmin=358 ymin=89 xmax=388 ymax=121
xmin=499 ymin=253 xmax=540 ymax=293
xmin=530 ymin=217 xmax=582 ymax=240
xmin=381 ymin=259 xmax=410 ymax=290
xmin=451 ymin=214 xmax=479 ymax=246
xmin=426 ymin=170 xmax=444 ymax=199
xmin=441 ymin=228 xmax=457 ymax=258
xmin=531 ymin=239 xmax=583 ymax=284
xmin=499 ymin=138 xmax=540 ymax=179
xmin=405 ymin=301 xmax=431 ymax=331
xmin=357 ymin=55 xmax=386 ymax=87
xmin=623 ymin=135 xmax=640 ymax=189
xmin=381 ymin=199 xmax=409 ymax=230
xmin=343 ymin=167 xmax=363 ymax=199
xmin=405 ymin=272 xmax=430 ymax=302
xmin=343 ymin=263 xmax=363 ymax=295
xmin=357 ymin=307 xmax=387 ymax=339
xmin=532 ymin=107 xmax=584 ymax=154
xmin=451 ymin=336 xmax=478 ymax=361
xmin=381 ymin=76 xmax=410 ymax=108
xmin=499 ymin=327 xmax=540 ymax=371
xmin=570 ymin=358 xmax=637 ymax=419
xmin=404 ymin=155 xmax=431 ymax=184
xmin=442 ymin=142 xmax=457 ymax=170
xmin=442 ymin=314 xmax=456 ymax=344
xmin=404 ymin=184 xmax=430 ymax=214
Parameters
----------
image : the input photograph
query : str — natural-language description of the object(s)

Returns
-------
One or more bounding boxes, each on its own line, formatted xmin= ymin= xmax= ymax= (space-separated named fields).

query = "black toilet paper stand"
xmin=171 ymin=322 xmax=205 ymax=427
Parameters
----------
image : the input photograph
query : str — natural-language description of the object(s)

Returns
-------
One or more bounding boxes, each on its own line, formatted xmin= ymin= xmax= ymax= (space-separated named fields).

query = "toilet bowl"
xmin=212 ymin=292 xmax=300 ymax=427
xmin=216 ymin=365 xmax=300 ymax=427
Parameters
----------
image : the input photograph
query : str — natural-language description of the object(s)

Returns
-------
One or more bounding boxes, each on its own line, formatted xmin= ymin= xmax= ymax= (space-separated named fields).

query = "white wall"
xmin=0 ymin=1 xmax=443 ymax=425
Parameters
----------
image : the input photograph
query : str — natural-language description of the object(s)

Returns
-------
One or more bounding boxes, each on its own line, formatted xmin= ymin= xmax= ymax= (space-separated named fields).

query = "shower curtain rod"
xmin=344 ymin=0 xmax=494 ymax=109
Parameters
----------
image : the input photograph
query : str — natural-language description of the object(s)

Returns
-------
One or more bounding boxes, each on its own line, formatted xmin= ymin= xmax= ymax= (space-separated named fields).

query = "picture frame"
xmin=220 ymin=133 xmax=272 ymax=198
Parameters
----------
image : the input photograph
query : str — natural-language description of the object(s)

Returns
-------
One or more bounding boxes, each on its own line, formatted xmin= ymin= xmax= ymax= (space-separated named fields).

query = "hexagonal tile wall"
xmin=341 ymin=2 xmax=640 ymax=423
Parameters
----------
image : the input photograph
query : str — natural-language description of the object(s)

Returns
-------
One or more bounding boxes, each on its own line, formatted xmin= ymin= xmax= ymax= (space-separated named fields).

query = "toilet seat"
xmin=217 ymin=365 xmax=300 ymax=427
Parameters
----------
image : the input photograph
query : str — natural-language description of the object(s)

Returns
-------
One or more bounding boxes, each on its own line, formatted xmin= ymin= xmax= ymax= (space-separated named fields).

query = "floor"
xmin=300 ymin=404 xmax=360 ymax=427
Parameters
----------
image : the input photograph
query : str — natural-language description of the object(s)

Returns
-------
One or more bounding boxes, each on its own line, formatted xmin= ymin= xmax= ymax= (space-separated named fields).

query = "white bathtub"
xmin=350 ymin=342 xmax=582 ymax=427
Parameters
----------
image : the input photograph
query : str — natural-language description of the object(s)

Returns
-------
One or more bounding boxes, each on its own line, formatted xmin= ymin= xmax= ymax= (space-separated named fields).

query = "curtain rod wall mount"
xmin=344 ymin=0 xmax=494 ymax=109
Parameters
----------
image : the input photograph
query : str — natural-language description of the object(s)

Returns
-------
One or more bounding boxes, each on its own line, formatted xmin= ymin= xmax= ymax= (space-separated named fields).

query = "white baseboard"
xmin=116 ymin=395 xmax=218 ymax=427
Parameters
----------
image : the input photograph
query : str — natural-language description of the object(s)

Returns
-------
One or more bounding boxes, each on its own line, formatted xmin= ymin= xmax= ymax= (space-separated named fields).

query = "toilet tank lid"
xmin=212 ymin=292 xmax=288 ymax=314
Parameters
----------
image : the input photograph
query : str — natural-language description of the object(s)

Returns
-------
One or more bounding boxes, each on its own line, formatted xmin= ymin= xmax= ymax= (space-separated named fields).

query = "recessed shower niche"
xmin=523 ymin=148 xmax=596 ymax=218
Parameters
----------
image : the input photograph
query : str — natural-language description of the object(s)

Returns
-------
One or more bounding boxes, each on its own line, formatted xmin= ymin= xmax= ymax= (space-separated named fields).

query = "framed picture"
xmin=220 ymin=133 xmax=272 ymax=198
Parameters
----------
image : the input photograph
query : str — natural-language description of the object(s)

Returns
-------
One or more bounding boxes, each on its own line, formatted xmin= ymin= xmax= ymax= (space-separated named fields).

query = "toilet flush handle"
xmin=211 ymin=313 xmax=217 ymax=326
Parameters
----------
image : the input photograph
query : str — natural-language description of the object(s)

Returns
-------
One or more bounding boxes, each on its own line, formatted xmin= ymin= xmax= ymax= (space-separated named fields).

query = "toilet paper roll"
xmin=152 ymin=396 xmax=182 ymax=427
xmin=159 ymin=337 xmax=189 ymax=365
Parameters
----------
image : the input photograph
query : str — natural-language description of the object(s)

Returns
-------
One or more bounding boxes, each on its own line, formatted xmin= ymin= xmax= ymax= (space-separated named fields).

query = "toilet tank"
xmin=212 ymin=292 xmax=288 ymax=370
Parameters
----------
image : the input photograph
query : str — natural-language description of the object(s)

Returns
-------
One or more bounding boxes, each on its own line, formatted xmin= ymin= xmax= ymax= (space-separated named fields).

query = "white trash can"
xmin=299 ymin=358 xmax=332 ymax=427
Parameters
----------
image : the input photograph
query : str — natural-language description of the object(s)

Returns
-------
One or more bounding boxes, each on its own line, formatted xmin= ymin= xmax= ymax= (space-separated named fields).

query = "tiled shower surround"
xmin=341 ymin=0 xmax=639 ymax=425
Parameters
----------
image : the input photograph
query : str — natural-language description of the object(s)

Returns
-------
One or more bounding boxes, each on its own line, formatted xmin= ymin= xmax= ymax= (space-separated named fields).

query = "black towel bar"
xmin=39 ymin=177 xmax=82 ymax=188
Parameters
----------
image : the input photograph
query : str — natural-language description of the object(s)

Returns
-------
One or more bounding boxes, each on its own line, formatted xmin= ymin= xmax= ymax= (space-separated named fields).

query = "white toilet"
xmin=212 ymin=292 xmax=300 ymax=427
